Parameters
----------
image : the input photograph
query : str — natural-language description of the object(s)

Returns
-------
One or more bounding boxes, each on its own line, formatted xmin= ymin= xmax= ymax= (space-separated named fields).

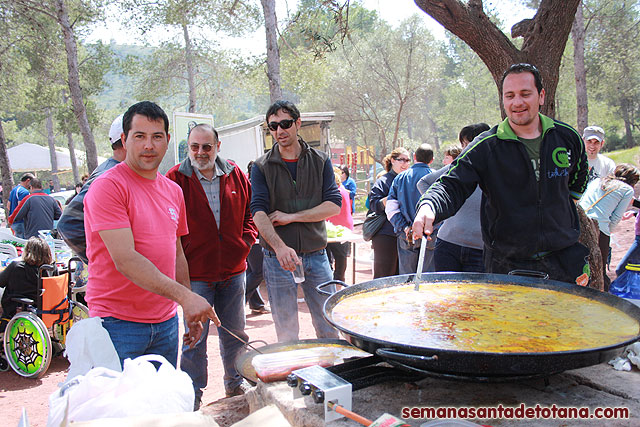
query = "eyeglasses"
xmin=267 ymin=119 xmax=295 ymax=131
xmin=393 ymin=157 xmax=410 ymax=163
xmin=190 ymin=143 xmax=214 ymax=152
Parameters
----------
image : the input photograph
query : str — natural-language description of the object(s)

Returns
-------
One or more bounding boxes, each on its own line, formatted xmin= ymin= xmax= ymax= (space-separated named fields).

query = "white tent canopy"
xmin=7 ymin=142 xmax=106 ymax=172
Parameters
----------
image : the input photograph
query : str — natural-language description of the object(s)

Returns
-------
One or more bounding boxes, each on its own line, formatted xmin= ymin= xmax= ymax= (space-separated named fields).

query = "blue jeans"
xmin=11 ymin=222 xmax=25 ymax=239
xmin=180 ymin=274 xmax=247 ymax=397
xmin=397 ymin=236 xmax=435 ymax=275
xmin=101 ymin=314 xmax=179 ymax=368
xmin=434 ymin=239 xmax=484 ymax=273
xmin=616 ymin=235 xmax=640 ymax=277
xmin=245 ymin=244 xmax=266 ymax=309
xmin=263 ymin=249 xmax=338 ymax=342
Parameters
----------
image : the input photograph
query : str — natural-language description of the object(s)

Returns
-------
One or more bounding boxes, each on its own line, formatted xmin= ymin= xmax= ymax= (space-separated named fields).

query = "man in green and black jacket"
xmin=413 ymin=63 xmax=590 ymax=285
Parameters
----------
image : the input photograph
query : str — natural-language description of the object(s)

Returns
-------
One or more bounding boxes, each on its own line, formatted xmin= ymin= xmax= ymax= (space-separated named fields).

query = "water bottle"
xmin=45 ymin=233 xmax=57 ymax=263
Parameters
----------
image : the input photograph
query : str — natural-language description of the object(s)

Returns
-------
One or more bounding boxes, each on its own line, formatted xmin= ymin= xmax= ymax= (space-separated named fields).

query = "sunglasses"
xmin=267 ymin=119 xmax=295 ymax=131
xmin=190 ymin=143 xmax=214 ymax=152
xmin=393 ymin=157 xmax=410 ymax=163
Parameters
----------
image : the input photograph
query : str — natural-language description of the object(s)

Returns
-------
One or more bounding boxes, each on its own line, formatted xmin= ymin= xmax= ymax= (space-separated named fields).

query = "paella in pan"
xmin=330 ymin=282 xmax=640 ymax=354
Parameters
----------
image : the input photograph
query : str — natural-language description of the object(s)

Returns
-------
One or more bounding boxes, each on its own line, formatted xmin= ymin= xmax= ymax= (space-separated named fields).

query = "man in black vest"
xmin=250 ymin=101 xmax=341 ymax=342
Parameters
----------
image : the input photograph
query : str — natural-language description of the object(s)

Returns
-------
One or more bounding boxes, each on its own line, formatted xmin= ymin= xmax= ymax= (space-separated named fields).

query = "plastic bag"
xmin=64 ymin=317 xmax=121 ymax=384
xmin=609 ymin=264 xmax=640 ymax=299
xmin=47 ymin=354 xmax=195 ymax=427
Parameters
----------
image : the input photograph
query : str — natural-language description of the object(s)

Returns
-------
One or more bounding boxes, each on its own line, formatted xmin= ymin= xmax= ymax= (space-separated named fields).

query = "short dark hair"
xmin=265 ymin=100 xmax=300 ymax=122
xmin=111 ymin=140 xmax=123 ymax=150
xmin=30 ymin=177 xmax=43 ymax=189
xmin=501 ymin=63 xmax=543 ymax=94
xmin=339 ymin=165 xmax=350 ymax=179
xmin=122 ymin=101 xmax=169 ymax=136
xmin=415 ymin=144 xmax=434 ymax=164
xmin=20 ymin=173 xmax=34 ymax=182
xmin=459 ymin=123 xmax=490 ymax=145
xmin=188 ymin=123 xmax=219 ymax=142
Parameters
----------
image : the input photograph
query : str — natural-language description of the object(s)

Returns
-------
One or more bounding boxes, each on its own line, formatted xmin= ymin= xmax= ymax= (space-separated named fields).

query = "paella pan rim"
xmin=321 ymin=272 xmax=640 ymax=375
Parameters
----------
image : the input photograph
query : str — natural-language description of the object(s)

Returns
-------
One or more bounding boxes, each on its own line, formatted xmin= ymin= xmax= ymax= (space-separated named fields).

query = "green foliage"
xmin=584 ymin=0 xmax=640 ymax=148
xmin=604 ymin=146 xmax=640 ymax=166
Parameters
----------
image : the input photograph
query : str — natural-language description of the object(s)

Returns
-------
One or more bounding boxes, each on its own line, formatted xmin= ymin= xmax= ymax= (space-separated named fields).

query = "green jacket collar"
xmin=496 ymin=113 xmax=556 ymax=141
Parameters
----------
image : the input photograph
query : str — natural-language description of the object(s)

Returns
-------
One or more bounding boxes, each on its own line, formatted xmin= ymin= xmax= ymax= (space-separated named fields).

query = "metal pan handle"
xmin=245 ymin=340 xmax=268 ymax=351
xmin=376 ymin=348 xmax=438 ymax=363
xmin=316 ymin=280 xmax=348 ymax=296
xmin=508 ymin=269 xmax=549 ymax=280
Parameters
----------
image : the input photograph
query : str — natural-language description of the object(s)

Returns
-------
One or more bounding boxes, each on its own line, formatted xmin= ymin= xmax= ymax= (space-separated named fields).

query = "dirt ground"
xmin=1 ymin=217 xmax=636 ymax=427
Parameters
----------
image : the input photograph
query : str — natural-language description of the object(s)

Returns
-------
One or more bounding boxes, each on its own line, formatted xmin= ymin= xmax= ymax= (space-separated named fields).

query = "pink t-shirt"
xmin=84 ymin=162 xmax=188 ymax=323
xmin=328 ymin=185 xmax=354 ymax=230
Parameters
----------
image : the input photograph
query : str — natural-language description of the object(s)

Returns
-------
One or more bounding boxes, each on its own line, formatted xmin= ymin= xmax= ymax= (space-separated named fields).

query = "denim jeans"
xmin=180 ymin=274 xmax=247 ymax=397
xmin=10 ymin=222 xmax=25 ymax=239
xmin=397 ymin=236 xmax=435 ymax=275
xmin=101 ymin=314 xmax=179 ymax=368
xmin=263 ymin=249 xmax=338 ymax=342
xmin=616 ymin=235 xmax=640 ymax=276
xmin=434 ymin=239 xmax=484 ymax=273
xmin=245 ymin=244 xmax=266 ymax=309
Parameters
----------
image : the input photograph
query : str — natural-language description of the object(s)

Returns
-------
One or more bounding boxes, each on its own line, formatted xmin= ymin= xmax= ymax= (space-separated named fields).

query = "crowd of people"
xmin=2 ymin=62 xmax=639 ymax=412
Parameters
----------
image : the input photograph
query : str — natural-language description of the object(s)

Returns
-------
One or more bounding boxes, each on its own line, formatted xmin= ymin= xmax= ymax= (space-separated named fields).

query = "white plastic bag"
xmin=48 ymin=354 xmax=195 ymax=427
xmin=64 ymin=317 xmax=122 ymax=383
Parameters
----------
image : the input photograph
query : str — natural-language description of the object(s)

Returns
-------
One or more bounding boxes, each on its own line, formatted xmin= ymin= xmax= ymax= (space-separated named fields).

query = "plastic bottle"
xmin=45 ymin=233 xmax=57 ymax=263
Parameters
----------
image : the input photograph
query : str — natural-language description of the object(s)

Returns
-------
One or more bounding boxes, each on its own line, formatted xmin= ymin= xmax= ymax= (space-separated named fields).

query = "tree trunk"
xmin=182 ymin=22 xmax=197 ymax=113
xmin=425 ymin=114 xmax=440 ymax=151
xmin=46 ymin=110 xmax=61 ymax=192
xmin=66 ymin=128 xmax=79 ymax=184
xmin=0 ymin=121 xmax=14 ymax=213
xmin=621 ymin=97 xmax=634 ymax=149
xmin=62 ymin=90 xmax=80 ymax=183
xmin=54 ymin=0 xmax=98 ymax=173
xmin=572 ymin=1 xmax=588 ymax=135
xmin=414 ymin=0 xmax=581 ymax=118
xmin=261 ymin=0 xmax=283 ymax=103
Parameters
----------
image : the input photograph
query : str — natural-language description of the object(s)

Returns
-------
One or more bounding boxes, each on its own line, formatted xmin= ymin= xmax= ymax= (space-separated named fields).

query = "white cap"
xmin=583 ymin=125 xmax=605 ymax=143
xmin=109 ymin=114 xmax=124 ymax=146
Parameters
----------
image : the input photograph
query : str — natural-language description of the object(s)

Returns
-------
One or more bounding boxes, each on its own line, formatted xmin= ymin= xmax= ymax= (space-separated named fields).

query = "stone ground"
xmin=0 ymin=214 xmax=636 ymax=427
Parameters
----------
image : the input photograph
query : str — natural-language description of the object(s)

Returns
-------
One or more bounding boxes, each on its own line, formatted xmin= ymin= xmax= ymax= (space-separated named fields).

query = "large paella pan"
xmin=318 ymin=272 xmax=640 ymax=378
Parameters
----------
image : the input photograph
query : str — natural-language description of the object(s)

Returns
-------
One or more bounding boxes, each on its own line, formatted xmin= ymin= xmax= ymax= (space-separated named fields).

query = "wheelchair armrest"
xmin=11 ymin=297 xmax=34 ymax=306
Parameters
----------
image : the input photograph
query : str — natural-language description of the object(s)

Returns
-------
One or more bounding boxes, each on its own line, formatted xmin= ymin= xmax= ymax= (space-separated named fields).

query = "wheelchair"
xmin=0 ymin=257 xmax=89 ymax=378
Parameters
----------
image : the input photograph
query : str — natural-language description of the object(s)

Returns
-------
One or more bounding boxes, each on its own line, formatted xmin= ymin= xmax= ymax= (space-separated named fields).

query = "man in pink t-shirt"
xmin=84 ymin=101 xmax=219 ymax=367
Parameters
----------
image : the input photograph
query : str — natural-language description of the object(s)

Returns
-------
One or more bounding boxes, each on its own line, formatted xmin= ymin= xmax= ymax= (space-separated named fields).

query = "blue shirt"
xmin=8 ymin=185 xmax=30 ymax=224
xmin=386 ymin=163 xmax=433 ymax=234
xmin=342 ymin=177 xmax=357 ymax=213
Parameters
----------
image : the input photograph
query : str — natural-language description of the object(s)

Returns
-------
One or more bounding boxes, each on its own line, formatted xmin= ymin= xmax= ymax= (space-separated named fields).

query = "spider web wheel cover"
xmin=3 ymin=312 xmax=52 ymax=378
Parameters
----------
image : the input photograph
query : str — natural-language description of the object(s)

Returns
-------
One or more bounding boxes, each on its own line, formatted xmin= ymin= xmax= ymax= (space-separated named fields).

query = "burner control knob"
xmin=286 ymin=374 xmax=299 ymax=388
xmin=299 ymin=382 xmax=312 ymax=396
xmin=312 ymin=389 xmax=325 ymax=404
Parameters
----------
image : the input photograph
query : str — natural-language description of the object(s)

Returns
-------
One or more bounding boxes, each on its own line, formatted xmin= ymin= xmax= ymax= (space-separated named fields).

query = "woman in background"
xmin=580 ymin=163 xmax=639 ymax=290
xmin=367 ymin=147 xmax=410 ymax=278
xmin=340 ymin=165 xmax=357 ymax=214
xmin=326 ymin=167 xmax=354 ymax=282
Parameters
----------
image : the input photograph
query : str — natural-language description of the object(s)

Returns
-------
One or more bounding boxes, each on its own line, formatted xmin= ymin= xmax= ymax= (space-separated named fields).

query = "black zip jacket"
xmin=419 ymin=114 xmax=588 ymax=259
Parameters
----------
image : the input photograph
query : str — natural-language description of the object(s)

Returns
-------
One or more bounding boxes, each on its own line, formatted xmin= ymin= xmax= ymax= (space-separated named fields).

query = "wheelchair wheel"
xmin=52 ymin=302 xmax=90 ymax=346
xmin=3 ymin=312 xmax=52 ymax=378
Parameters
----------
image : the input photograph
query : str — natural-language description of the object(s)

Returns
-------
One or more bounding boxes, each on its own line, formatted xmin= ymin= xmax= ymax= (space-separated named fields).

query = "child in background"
xmin=0 ymin=237 xmax=52 ymax=329
xmin=326 ymin=167 xmax=354 ymax=282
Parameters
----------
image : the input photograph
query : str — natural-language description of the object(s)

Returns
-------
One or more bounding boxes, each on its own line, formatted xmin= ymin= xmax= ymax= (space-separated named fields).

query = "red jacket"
xmin=166 ymin=157 xmax=257 ymax=282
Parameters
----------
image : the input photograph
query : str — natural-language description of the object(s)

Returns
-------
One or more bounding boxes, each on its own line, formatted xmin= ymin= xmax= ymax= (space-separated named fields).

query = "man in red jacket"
xmin=166 ymin=124 xmax=257 ymax=408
